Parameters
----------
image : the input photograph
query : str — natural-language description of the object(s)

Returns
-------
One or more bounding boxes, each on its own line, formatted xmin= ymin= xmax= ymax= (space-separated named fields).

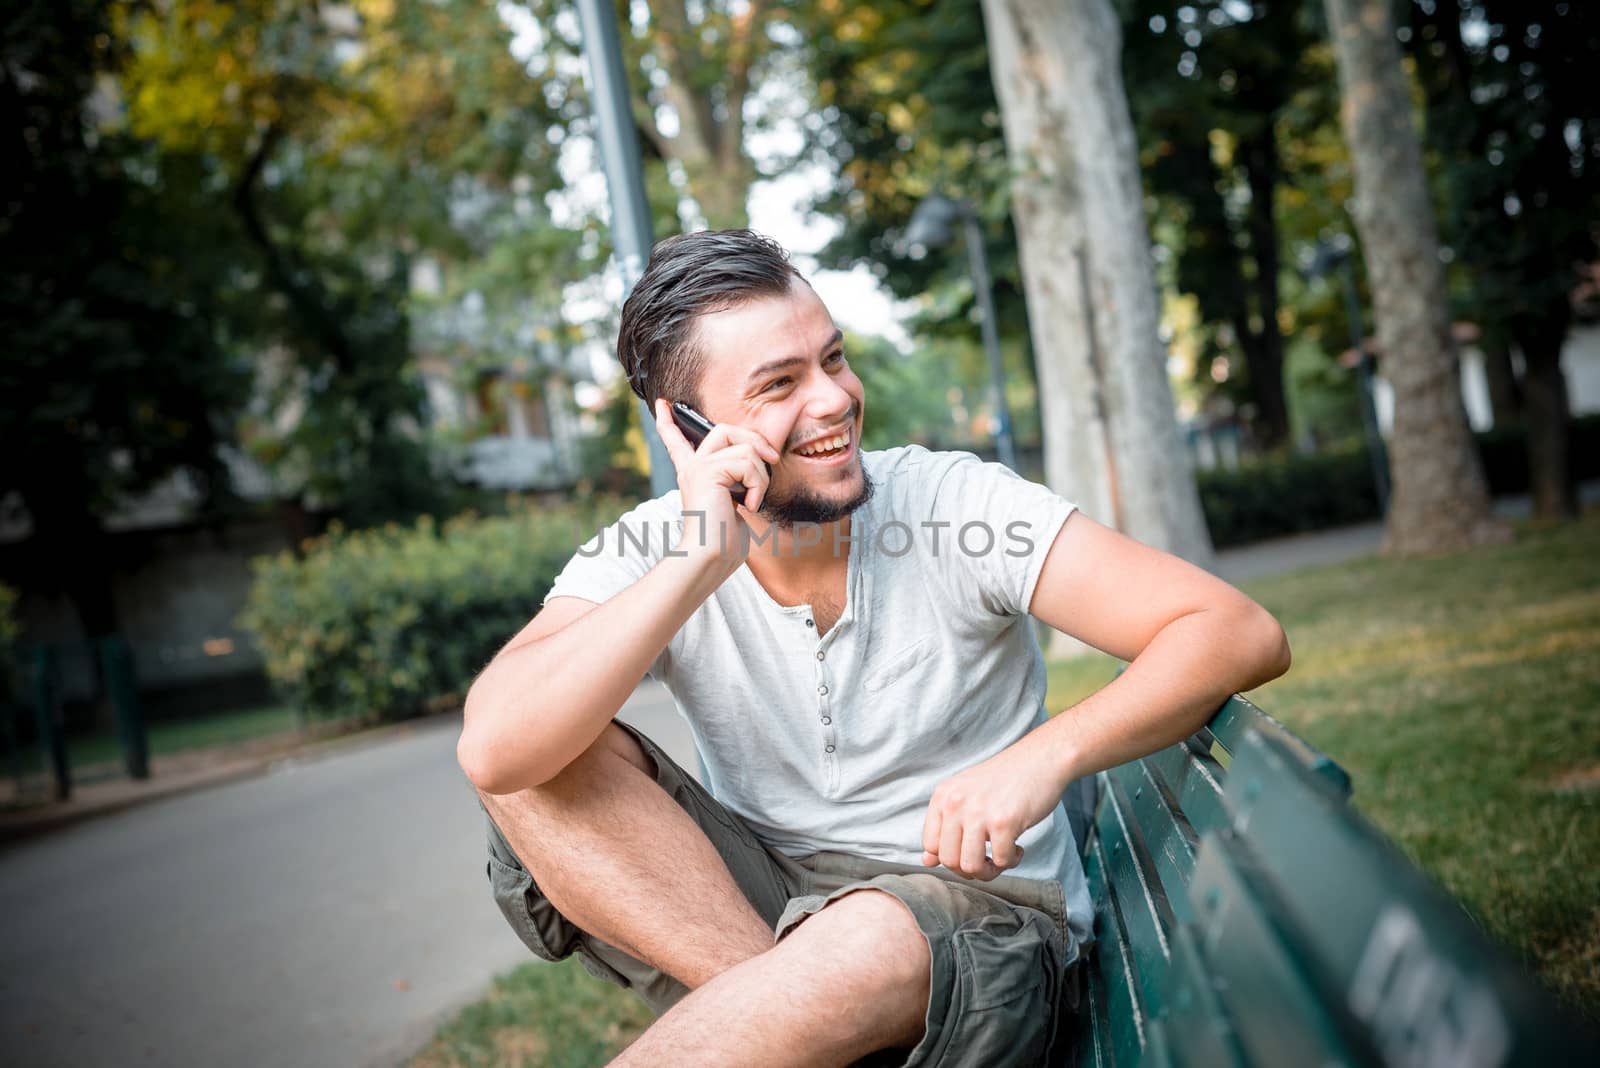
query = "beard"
xmin=760 ymin=465 xmax=875 ymax=528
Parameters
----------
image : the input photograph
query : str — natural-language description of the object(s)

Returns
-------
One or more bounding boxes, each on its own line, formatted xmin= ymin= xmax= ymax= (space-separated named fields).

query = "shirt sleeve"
xmin=541 ymin=494 xmax=682 ymax=679
xmin=921 ymin=452 xmax=1076 ymax=622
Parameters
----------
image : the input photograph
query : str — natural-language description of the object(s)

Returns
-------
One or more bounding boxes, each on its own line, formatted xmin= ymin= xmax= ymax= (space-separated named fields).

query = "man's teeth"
xmin=796 ymin=433 xmax=850 ymax=457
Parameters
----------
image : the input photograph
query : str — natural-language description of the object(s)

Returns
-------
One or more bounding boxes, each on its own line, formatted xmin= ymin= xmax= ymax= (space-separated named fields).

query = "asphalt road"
xmin=0 ymin=684 xmax=695 ymax=1068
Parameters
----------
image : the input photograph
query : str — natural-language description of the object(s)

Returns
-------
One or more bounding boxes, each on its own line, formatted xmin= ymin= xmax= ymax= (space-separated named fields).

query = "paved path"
xmin=0 ymin=690 xmax=703 ymax=1068
xmin=0 ymin=718 xmax=527 ymax=1068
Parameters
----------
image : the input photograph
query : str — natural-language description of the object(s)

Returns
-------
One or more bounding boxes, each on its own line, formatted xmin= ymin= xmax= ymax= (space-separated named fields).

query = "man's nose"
xmin=801 ymin=372 xmax=854 ymax=421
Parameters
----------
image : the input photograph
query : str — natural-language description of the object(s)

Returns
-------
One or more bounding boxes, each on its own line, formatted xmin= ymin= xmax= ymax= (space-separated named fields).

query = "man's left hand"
xmin=920 ymin=737 xmax=1071 ymax=881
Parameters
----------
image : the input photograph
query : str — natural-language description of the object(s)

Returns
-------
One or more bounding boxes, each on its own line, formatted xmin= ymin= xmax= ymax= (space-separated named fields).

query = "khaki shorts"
xmin=483 ymin=721 xmax=1083 ymax=1066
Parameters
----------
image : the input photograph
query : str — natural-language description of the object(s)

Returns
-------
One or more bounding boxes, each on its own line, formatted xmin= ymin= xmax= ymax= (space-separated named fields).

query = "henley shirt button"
xmin=825 ymin=745 xmax=836 ymax=753
xmin=804 ymin=619 xmax=814 ymax=627
xmin=818 ymin=684 xmax=829 ymax=696
xmin=815 ymin=650 xmax=825 ymax=661
xmin=822 ymin=716 xmax=832 ymax=725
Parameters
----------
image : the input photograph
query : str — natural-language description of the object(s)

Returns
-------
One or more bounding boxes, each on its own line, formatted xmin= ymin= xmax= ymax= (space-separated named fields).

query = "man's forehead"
xmin=694 ymin=285 xmax=840 ymax=387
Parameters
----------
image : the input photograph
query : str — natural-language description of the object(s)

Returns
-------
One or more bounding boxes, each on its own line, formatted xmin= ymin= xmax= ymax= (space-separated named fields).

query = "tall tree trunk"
xmin=980 ymin=0 xmax=1116 ymax=534
xmin=1516 ymin=326 xmax=1578 ymax=520
xmin=1325 ymin=0 xmax=1507 ymax=555
xmin=1480 ymin=339 xmax=1522 ymax=428
xmin=984 ymin=0 xmax=1213 ymax=567
xmin=1241 ymin=130 xmax=1289 ymax=449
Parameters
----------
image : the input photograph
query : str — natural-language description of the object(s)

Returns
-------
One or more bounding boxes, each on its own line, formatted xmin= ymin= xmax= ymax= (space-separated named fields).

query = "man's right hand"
xmin=653 ymin=399 xmax=780 ymax=573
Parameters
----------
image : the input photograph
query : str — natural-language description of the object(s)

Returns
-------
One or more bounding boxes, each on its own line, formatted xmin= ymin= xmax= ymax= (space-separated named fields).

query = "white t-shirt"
xmin=545 ymin=444 xmax=1093 ymax=944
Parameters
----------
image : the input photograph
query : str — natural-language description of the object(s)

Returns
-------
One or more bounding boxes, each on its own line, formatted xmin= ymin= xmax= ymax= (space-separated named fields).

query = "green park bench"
xmin=1068 ymin=692 xmax=1592 ymax=1066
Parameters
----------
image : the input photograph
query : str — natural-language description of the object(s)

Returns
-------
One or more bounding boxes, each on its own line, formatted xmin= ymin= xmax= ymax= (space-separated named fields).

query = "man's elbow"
xmin=1251 ymin=608 xmax=1292 ymax=684
xmin=457 ymin=724 xmax=511 ymax=795
xmin=457 ymin=685 xmax=526 ymax=795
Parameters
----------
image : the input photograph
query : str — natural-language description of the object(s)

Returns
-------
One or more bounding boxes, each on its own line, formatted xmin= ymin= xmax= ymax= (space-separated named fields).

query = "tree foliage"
xmin=1404 ymin=0 xmax=1599 ymax=518
xmin=2 ymin=0 xmax=250 ymax=634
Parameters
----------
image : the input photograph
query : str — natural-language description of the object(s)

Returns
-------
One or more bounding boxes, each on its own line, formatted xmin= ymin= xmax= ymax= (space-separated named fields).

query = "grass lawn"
xmin=62 ymin=703 xmax=300 ymax=773
xmin=410 ymin=509 xmax=1600 ymax=1066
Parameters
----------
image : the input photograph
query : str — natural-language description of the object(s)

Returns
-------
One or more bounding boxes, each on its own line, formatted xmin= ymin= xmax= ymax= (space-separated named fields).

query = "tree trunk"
xmin=1516 ymin=330 xmax=1578 ymax=520
xmin=1324 ymin=0 xmax=1508 ymax=555
xmin=980 ymin=0 xmax=1116 ymax=534
xmin=1480 ymin=339 xmax=1522 ymax=428
xmin=985 ymin=0 xmax=1214 ymax=567
xmin=1241 ymin=130 xmax=1289 ymax=449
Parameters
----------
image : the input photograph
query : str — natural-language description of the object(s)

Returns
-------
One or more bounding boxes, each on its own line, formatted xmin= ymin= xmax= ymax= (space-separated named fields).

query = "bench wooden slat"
xmin=1157 ymin=921 xmax=1250 ymax=1067
xmin=1216 ymin=727 xmax=1586 ymax=1064
xmin=1142 ymin=738 xmax=1230 ymax=839
xmin=1084 ymin=834 xmax=1147 ymax=1067
xmin=1106 ymin=756 xmax=1201 ymax=921
xmin=1095 ymin=772 xmax=1177 ymax=1015
xmin=1207 ymin=694 xmax=1351 ymax=797
xmin=1077 ymin=951 xmax=1116 ymax=1068
xmin=1188 ymin=829 xmax=1381 ymax=1066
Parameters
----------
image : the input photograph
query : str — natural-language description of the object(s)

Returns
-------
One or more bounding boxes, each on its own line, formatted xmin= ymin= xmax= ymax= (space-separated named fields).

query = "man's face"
xmin=688 ymin=280 xmax=870 ymax=527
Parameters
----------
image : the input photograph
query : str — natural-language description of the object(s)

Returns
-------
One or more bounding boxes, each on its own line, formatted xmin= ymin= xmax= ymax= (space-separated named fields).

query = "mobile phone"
xmin=669 ymin=401 xmax=769 ymax=508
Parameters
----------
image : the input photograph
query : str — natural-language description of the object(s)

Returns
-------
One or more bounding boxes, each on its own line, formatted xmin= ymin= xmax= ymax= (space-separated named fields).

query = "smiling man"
xmin=457 ymin=230 xmax=1290 ymax=1066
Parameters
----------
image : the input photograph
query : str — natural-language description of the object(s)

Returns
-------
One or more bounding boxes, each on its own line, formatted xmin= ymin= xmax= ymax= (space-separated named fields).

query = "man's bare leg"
xmin=479 ymin=723 xmax=772 ymax=988
xmin=612 ymin=888 xmax=933 ymax=1067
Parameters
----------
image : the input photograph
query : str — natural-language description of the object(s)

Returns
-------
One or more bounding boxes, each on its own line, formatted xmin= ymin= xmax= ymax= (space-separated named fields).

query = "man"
xmin=458 ymin=229 xmax=1290 ymax=1066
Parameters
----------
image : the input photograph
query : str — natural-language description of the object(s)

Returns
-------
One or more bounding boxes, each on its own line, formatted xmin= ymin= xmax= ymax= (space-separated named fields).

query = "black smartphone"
xmin=669 ymin=401 xmax=769 ymax=508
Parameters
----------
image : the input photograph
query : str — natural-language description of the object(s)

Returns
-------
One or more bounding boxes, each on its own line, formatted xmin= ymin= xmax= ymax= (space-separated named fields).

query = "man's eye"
xmin=764 ymin=377 xmax=791 ymax=392
xmin=826 ymin=351 xmax=845 ymax=365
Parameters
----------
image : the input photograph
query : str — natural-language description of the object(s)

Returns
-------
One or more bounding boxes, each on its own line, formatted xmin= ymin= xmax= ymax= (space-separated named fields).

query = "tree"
xmin=791 ymin=1 xmax=1045 ymax=448
xmin=981 ymin=0 xmax=1214 ymax=566
xmin=1405 ymin=1 xmax=1598 ymax=519
xmin=115 ymin=0 xmax=587 ymax=527
xmin=1122 ymin=0 xmax=1327 ymax=450
xmin=1 ymin=0 xmax=249 ymax=642
xmin=506 ymin=0 xmax=792 ymax=232
xmin=1324 ymin=0 xmax=1507 ymax=554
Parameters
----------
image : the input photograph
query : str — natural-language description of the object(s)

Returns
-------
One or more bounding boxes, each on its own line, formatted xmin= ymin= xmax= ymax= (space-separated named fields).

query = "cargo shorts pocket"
xmin=941 ymin=918 xmax=1063 ymax=1067
xmin=486 ymin=853 xmax=579 ymax=964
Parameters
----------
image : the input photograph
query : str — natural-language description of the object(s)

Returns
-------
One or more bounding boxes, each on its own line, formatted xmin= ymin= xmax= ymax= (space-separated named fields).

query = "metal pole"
xmin=575 ymin=0 xmax=675 ymax=498
xmin=961 ymin=213 xmax=1019 ymax=471
xmin=1339 ymin=261 xmax=1391 ymax=514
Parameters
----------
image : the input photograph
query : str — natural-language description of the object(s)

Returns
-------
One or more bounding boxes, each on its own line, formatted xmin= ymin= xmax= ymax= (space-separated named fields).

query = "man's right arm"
xmin=457 ymin=548 xmax=732 ymax=794
xmin=460 ymin=398 xmax=779 ymax=795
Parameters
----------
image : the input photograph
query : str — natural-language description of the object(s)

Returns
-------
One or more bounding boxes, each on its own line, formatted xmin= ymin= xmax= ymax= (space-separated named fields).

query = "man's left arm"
xmin=922 ymin=510 xmax=1292 ymax=881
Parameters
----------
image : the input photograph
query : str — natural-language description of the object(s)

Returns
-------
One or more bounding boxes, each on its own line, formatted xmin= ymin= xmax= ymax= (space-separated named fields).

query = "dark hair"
xmin=617 ymin=229 xmax=803 ymax=407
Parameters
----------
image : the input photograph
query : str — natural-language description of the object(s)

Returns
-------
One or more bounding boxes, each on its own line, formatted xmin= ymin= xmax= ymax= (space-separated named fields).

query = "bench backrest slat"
xmin=1104 ymin=757 xmax=1200 ymax=921
xmin=1155 ymin=921 xmax=1250 ymax=1067
xmin=1207 ymin=694 xmax=1351 ymax=797
xmin=1216 ymin=727 xmax=1582 ymax=1065
xmin=1187 ymin=830 xmax=1382 ymax=1066
xmin=1095 ymin=772 xmax=1178 ymax=1015
xmin=1140 ymin=739 xmax=1230 ymax=840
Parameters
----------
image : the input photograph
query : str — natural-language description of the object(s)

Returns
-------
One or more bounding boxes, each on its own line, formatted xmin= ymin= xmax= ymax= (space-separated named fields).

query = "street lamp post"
xmin=1308 ymin=237 xmax=1391 ymax=515
xmin=905 ymin=195 xmax=1019 ymax=471
xmin=576 ymin=0 xmax=674 ymax=498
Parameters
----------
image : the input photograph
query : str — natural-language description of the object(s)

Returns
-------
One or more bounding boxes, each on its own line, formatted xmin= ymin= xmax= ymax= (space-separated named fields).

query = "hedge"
xmin=239 ymin=499 xmax=628 ymax=723
xmin=1200 ymin=414 xmax=1600 ymax=548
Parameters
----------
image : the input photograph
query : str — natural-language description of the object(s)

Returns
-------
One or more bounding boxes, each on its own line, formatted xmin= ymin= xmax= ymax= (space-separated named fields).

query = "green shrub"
xmin=1199 ymin=446 xmax=1382 ymax=548
xmin=239 ymin=499 xmax=629 ymax=723
xmin=1199 ymin=414 xmax=1600 ymax=548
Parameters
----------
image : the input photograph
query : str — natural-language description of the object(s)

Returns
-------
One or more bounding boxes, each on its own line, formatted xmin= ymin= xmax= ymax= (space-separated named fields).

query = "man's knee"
xmin=790 ymin=889 xmax=932 ymax=993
